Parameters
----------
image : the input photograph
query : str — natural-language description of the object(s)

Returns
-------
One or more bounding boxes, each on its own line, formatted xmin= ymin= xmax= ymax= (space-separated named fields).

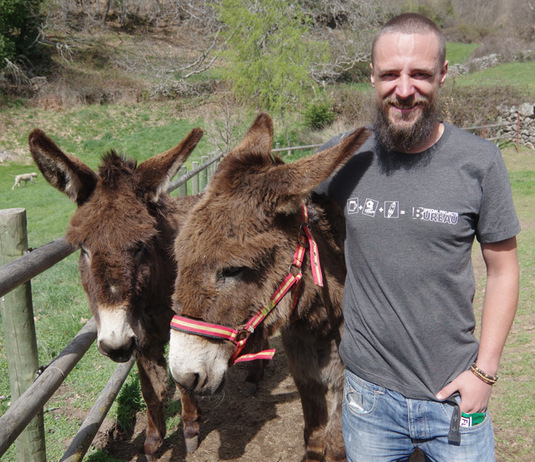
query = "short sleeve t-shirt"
xmin=317 ymin=123 xmax=520 ymax=400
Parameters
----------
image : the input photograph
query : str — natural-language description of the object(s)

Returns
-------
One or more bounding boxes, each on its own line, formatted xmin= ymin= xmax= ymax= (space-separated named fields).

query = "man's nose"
xmin=395 ymin=75 xmax=416 ymax=99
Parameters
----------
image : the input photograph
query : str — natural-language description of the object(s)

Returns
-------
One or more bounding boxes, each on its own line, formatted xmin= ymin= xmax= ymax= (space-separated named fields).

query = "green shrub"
xmin=303 ymin=101 xmax=336 ymax=130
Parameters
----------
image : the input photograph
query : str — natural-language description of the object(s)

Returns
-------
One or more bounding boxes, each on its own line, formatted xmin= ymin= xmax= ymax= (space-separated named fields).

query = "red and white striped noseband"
xmin=171 ymin=204 xmax=323 ymax=364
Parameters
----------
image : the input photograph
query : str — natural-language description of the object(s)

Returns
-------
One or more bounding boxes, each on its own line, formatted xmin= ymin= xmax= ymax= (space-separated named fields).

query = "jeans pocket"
xmin=343 ymin=370 xmax=382 ymax=415
xmin=460 ymin=411 xmax=491 ymax=435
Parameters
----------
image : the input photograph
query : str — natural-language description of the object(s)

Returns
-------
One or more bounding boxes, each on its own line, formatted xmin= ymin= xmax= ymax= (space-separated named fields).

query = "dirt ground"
xmin=95 ymin=335 xmax=425 ymax=462
xmin=95 ymin=335 xmax=306 ymax=461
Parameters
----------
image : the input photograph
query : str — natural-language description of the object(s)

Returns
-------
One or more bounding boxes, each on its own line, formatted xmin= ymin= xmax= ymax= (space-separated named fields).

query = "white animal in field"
xmin=12 ymin=172 xmax=38 ymax=190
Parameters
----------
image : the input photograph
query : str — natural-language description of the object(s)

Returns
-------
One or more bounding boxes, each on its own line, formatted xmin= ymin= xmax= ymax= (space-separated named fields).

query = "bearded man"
xmin=317 ymin=13 xmax=520 ymax=461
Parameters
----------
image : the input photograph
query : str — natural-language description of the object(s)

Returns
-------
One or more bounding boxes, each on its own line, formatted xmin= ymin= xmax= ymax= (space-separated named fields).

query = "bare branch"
xmin=177 ymin=27 xmax=222 ymax=78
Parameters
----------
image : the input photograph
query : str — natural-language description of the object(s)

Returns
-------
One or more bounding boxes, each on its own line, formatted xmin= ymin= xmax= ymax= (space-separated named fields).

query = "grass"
xmin=0 ymin=101 xmax=212 ymax=171
xmin=454 ymin=61 xmax=535 ymax=94
xmin=446 ymin=41 xmax=480 ymax=65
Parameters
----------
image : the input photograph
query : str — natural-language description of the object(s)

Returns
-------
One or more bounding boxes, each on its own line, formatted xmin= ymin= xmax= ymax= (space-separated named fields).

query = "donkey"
xmin=168 ymin=113 xmax=370 ymax=461
xmin=29 ymin=128 xmax=206 ymax=456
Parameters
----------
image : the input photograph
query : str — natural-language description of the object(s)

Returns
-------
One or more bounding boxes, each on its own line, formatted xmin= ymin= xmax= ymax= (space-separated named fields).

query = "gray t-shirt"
xmin=317 ymin=123 xmax=520 ymax=400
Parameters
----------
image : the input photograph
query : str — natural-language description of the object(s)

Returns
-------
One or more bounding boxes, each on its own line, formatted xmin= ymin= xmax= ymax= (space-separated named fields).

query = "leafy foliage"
xmin=216 ymin=0 xmax=329 ymax=114
xmin=302 ymin=101 xmax=336 ymax=130
xmin=0 ymin=0 xmax=44 ymax=68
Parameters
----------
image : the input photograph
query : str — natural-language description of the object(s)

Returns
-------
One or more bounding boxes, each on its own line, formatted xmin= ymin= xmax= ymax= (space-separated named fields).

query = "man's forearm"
xmin=476 ymin=238 xmax=519 ymax=377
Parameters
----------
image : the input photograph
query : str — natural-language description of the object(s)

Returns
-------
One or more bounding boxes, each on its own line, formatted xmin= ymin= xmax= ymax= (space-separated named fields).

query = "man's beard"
xmin=374 ymin=96 xmax=438 ymax=153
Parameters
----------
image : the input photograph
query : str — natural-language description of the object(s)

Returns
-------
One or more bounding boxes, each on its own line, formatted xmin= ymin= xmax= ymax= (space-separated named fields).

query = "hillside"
xmin=2 ymin=0 xmax=535 ymax=118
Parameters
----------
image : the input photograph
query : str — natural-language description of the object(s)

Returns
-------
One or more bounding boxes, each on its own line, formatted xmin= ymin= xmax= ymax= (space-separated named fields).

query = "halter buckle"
xmin=235 ymin=326 xmax=254 ymax=342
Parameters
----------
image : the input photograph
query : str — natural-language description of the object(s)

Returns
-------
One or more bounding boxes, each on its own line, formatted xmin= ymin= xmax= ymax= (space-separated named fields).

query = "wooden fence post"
xmin=0 ymin=208 xmax=46 ymax=461
xmin=191 ymin=161 xmax=200 ymax=195
xmin=200 ymin=156 xmax=208 ymax=191
xmin=176 ymin=166 xmax=188 ymax=196
xmin=209 ymin=153 xmax=217 ymax=178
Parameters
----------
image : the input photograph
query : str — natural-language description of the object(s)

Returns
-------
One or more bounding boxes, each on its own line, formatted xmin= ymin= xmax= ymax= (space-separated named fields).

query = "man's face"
xmin=370 ymin=32 xmax=448 ymax=152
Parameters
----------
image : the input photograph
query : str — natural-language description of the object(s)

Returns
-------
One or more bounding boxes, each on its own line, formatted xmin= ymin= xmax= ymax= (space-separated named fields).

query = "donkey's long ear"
xmin=136 ymin=127 xmax=203 ymax=202
xmin=212 ymin=112 xmax=275 ymax=187
xmin=263 ymin=127 xmax=371 ymax=213
xmin=231 ymin=112 xmax=273 ymax=157
xmin=29 ymin=129 xmax=98 ymax=206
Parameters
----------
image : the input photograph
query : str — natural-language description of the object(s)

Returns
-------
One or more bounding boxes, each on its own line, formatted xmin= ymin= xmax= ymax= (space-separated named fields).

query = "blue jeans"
xmin=342 ymin=369 xmax=495 ymax=461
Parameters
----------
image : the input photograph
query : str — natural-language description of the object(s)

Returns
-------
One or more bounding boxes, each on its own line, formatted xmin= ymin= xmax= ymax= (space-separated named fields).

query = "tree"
xmin=0 ymin=0 xmax=44 ymax=69
xmin=216 ymin=0 xmax=329 ymax=141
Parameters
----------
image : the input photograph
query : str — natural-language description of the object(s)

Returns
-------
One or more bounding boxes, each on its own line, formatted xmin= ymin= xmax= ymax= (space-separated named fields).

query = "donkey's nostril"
xmin=174 ymin=372 xmax=200 ymax=392
xmin=192 ymin=373 xmax=200 ymax=390
xmin=98 ymin=336 xmax=136 ymax=363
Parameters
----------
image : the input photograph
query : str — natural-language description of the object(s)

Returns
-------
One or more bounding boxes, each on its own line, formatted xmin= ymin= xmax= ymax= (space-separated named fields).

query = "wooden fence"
xmin=0 ymin=152 xmax=222 ymax=461
xmin=0 ymin=117 xmax=527 ymax=460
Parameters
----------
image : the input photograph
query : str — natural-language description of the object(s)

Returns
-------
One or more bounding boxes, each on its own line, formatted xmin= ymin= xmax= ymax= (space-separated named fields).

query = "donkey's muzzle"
xmin=98 ymin=336 xmax=136 ymax=363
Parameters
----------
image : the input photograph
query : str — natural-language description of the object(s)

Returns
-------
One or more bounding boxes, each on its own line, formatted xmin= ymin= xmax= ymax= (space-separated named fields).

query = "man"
xmin=317 ymin=13 xmax=520 ymax=461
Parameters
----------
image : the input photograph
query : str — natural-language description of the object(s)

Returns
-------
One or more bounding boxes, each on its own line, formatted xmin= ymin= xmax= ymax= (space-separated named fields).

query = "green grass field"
xmin=454 ymin=61 xmax=535 ymax=94
xmin=446 ymin=42 xmax=480 ymax=65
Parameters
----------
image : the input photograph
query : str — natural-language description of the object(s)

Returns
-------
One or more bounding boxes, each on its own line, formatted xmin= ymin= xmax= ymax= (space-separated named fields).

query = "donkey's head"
xmin=29 ymin=128 xmax=202 ymax=362
xmin=169 ymin=113 xmax=369 ymax=393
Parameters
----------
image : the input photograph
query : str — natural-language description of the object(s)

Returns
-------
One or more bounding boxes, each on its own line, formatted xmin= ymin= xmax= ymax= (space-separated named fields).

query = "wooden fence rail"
xmin=0 ymin=237 xmax=74 ymax=299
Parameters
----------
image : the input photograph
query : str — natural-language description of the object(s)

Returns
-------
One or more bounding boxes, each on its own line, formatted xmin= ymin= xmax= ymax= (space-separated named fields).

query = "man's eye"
xmin=413 ymin=72 xmax=432 ymax=79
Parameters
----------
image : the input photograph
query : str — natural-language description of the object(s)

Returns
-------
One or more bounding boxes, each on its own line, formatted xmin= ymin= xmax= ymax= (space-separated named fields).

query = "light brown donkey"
xmin=169 ymin=113 xmax=370 ymax=461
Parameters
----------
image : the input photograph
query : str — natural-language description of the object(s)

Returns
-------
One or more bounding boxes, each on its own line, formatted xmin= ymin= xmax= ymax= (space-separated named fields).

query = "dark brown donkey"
xmin=169 ymin=113 xmax=370 ymax=461
xmin=29 ymin=128 xmax=205 ymax=456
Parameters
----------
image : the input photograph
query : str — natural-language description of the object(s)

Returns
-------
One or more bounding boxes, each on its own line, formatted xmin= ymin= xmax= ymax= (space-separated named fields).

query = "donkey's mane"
xmin=98 ymin=150 xmax=138 ymax=188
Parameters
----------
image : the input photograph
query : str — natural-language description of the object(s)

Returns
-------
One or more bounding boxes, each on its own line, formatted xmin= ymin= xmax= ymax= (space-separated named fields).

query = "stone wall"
xmin=497 ymin=103 xmax=535 ymax=149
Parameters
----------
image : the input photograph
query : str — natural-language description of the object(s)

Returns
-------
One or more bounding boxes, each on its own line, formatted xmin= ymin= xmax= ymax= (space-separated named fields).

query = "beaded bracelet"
xmin=470 ymin=363 xmax=498 ymax=385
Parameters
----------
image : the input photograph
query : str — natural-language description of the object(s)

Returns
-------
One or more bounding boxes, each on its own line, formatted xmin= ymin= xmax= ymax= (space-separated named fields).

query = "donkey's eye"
xmin=133 ymin=245 xmax=146 ymax=262
xmin=219 ymin=266 xmax=246 ymax=280
xmin=80 ymin=245 xmax=90 ymax=260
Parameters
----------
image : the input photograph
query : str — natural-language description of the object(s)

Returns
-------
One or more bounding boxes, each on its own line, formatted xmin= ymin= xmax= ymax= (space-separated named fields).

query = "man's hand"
xmin=436 ymin=370 xmax=492 ymax=413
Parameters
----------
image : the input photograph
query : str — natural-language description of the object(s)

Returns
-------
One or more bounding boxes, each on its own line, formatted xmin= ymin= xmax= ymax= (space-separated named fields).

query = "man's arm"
xmin=476 ymin=236 xmax=519 ymax=377
xmin=436 ymin=236 xmax=519 ymax=412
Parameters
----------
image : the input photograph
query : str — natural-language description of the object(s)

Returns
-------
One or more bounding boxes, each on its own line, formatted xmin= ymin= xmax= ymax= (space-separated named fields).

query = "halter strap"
xmin=171 ymin=203 xmax=322 ymax=364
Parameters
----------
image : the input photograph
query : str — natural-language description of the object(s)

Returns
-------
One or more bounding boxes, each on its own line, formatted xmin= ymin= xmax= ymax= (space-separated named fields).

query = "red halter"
xmin=170 ymin=204 xmax=323 ymax=364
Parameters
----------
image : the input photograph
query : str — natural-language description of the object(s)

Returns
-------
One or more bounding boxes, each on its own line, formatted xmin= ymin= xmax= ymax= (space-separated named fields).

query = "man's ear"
xmin=370 ymin=63 xmax=376 ymax=87
xmin=439 ymin=60 xmax=448 ymax=87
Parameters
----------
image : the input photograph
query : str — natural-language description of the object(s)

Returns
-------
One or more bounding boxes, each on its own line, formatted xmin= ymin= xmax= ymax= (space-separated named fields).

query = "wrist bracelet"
xmin=470 ymin=363 xmax=498 ymax=385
